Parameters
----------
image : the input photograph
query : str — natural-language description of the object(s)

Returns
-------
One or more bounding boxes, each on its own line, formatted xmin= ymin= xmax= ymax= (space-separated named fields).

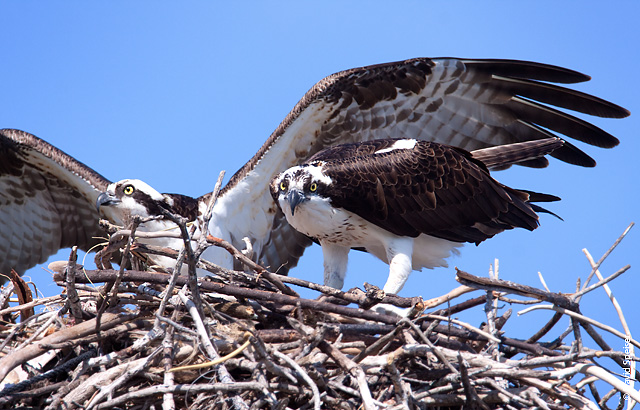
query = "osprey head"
xmin=270 ymin=162 xmax=333 ymax=217
xmin=96 ymin=179 xmax=171 ymax=219
xmin=97 ymin=179 xmax=200 ymax=223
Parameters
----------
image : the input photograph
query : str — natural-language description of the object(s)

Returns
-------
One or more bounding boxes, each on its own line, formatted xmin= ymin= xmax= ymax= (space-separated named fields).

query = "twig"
xmin=86 ymin=347 xmax=163 ymax=410
xmin=92 ymin=382 xmax=266 ymax=410
xmin=424 ymin=314 xmax=501 ymax=344
xmin=169 ymin=334 xmax=251 ymax=372
xmin=518 ymin=305 xmax=640 ymax=349
xmin=272 ymin=350 xmax=321 ymax=410
xmin=0 ymin=312 xmax=136 ymax=383
xmin=318 ymin=340 xmax=379 ymax=410
xmin=456 ymin=268 xmax=578 ymax=310
xmin=578 ymin=222 xmax=634 ymax=300
xmin=65 ymin=246 xmax=84 ymax=321
xmin=572 ymin=265 xmax=631 ymax=300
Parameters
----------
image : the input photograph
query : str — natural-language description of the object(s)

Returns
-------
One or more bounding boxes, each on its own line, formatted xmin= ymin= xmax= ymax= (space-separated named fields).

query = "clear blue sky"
xmin=2 ymin=1 xmax=638 ymax=371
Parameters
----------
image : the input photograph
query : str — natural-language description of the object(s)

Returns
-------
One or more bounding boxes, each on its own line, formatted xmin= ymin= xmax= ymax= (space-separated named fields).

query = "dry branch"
xmin=0 ymin=218 xmax=635 ymax=409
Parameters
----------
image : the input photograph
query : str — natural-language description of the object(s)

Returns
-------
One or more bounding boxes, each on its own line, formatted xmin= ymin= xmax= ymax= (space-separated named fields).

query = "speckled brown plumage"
xmin=307 ymin=139 xmax=557 ymax=244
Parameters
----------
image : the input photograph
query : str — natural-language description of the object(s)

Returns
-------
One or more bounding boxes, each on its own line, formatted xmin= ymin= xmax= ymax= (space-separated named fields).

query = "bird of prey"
xmin=270 ymin=137 xmax=562 ymax=295
xmin=0 ymin=57 xmax=629 ymax=280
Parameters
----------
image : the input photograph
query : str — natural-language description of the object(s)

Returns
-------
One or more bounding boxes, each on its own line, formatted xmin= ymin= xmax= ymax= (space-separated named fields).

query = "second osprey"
xmin=271 ymin=138 xmax=562 ymax=295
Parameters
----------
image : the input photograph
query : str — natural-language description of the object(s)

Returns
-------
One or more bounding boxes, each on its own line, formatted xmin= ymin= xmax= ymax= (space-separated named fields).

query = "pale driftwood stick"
xmin=192 ymin=170 xmax=225 ymax=271
xmin=249 ymin=335 xmax=298 ymax=384
xmin=85 ymin=347 xmax=163 ymax=410
xmin=583 ymin=249 xmax=633 ymax=339
xmin=458 ymin=354 xmax=491 ymax=410
xmin=0 ymin=310 xmax=51 ymax=354
xmin=161 ymin=307 xmax=180 ymax=410
xmin=177 ymin=289 xmax=218 ymax=361
xmin=176 ymin=289 xmax=249 ymax=410
xmin=522 ymin=386 xmax=556 ymax=410
xmin=103 ymin=216 xmax=141 ymax=313
xmin=401 ymin=319 xmax=459 ymax=375
xmin=62 ymin=356 xmax=151 ymax=407
xmin=0 ymin=312 xmax=136 ymax=383
xmin=578 ymin=222 xmax=634 ymax=298
xmin=195 ymin=170 xmax=226 ymax=237
xmin=538 ymin=271 xmax=551 ymax=292
xmin=91 ymin=382 xmax=266 ymax=410
xmin=272 ymin=350 xmax=321 ymax=410
xmin=387 ymin=363 xmax=410 ymax=408
xmin=318 ymin=340 xmax=379 ymax=410
xmin=0 ymin=281 xmax=14 ymax=310
xmin=519 ymin=305 xmax=640 ymax=349
xmin=574 ymin=363 xmax=640 ymax=403
xmin=583 ymin=248 xmax=636 ymax=403
xmin=160 ymin=210 xmax=206 ymax=322
xmin=572 ymin=264 xmax=631 ymax=300
xmin=155 ymin=313 xmax=198 ymax=337
xmin=13 ymin=310 xmax=59 ymax=351
xmin=597 ymin=388 xmax=619 ymax=408
xmin=423 ymin=284 xmax=476 ymax=309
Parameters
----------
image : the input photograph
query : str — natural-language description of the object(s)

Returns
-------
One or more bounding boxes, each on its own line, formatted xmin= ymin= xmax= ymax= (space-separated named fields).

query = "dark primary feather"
xmin=239 ymin=58 xmax=626 ymax=275
xmin=470 ymin=138 xmax=564 ymax=169
xmin=221 ymin=58 xmax=628 ymax=199
xmin=317 ymin=139 xmax=556 ymax=244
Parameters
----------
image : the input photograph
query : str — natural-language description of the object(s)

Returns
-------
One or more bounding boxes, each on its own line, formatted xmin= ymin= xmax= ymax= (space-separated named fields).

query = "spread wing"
xmin=0 ymin=129 xmax=116 ymax=277
xmin=319 ymin=139 xmax=550 ymax=244
xmin=211 ymin=57 xmax=627 ymax=274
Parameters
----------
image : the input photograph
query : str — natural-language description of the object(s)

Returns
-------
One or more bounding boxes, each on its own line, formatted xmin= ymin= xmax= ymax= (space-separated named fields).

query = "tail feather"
xmin=471 ymin=138 xmax=564 ymax=169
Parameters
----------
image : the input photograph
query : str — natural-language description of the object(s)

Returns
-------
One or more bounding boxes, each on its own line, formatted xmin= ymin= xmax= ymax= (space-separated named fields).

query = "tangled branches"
xmin=0 ymin=194 xmax=636 ymax=409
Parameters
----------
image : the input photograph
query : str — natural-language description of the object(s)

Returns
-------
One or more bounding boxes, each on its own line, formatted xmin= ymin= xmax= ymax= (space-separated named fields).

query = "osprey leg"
xmin=321 ymin=242 xmax=350 ymax=290
xmin=382 ymin=237 xmax=414 ymax=295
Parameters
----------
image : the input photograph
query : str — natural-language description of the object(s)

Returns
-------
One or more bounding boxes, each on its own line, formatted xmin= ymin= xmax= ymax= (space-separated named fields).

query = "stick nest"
xmin=0 ymin=215 xmax=636 ymax=410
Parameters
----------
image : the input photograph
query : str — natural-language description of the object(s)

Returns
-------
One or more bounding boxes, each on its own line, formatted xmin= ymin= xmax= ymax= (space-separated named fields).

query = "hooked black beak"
xmin=286 ymin=189 xmax=306 ymax=216
xmin=96 ymin=192 xmax=120 ymax=213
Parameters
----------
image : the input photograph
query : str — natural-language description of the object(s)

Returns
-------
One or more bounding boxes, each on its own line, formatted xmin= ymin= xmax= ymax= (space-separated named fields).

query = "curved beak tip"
xmin=286 ymin=190 xmax=306 ymax=216
xmin=96 ymin=192 xmax=119 ymax=213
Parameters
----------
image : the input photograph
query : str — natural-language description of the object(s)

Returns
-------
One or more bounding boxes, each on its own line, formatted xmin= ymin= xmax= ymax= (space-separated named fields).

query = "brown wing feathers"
xmin=319 ymin=139 xmax=550 ymax=244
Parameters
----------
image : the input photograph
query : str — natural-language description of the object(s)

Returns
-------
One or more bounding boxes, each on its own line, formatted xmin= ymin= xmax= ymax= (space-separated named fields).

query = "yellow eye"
xmin=309 ymin=182 xmax=317 ymax=192
xmin=123 ymin=185 xmax=135 ymax=195
xmin=280 ymin=181 xmax=287 ymax=191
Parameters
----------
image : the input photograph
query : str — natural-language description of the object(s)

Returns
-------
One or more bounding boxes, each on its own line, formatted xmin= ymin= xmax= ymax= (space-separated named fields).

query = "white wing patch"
xmin=375 ymin=139 xmax=417 ymax=155
xmin=307 ymin=163 xmax=333 ymax=186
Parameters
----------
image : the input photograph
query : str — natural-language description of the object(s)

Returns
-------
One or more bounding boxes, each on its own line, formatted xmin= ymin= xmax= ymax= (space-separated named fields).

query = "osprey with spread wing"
xmin=0 ymin=57 xmax=629 ymax=281
xmin=270 ymin=137 xmax=563 ymax=295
